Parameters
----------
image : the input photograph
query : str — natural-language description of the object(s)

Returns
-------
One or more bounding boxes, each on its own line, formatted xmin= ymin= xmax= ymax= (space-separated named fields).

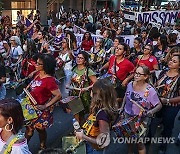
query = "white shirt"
xmin=59 ymin=52 xmax=72 ymax=70
xmin=0 ymin=129 xmax=31 ymax=154
xmin=10 ymin=46 xmax=23 ymax=60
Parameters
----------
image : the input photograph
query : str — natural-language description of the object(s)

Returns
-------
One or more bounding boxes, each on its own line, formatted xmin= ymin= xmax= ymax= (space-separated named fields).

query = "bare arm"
xmin=45 ymin=89 xmax=62 ymax=108
xmin=100 ymin=62 xmax=109 ymax=72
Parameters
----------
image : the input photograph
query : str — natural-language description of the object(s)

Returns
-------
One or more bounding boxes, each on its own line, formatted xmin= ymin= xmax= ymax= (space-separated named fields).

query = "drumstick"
xmin=68 ymin=86 xmax=81 ymax=91
xmin=130 ymin=99 xmax=146 ymax=112
xmin=23 ymin=88 xmax=37 ymax=105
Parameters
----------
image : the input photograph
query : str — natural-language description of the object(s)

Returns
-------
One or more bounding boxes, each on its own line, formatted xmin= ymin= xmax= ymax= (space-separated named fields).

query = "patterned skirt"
xmin=29 ymin=106 xmax=54 ymax=129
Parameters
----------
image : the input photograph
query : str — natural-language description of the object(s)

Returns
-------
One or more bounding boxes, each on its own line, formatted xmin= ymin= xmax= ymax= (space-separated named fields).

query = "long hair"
xmin=159 ymin=34 xmax=168 ymax=51
xmin=90 ymin=79 xmax=118 ymax=121
xmin=82 ymin=32 xmax=93 ymax=41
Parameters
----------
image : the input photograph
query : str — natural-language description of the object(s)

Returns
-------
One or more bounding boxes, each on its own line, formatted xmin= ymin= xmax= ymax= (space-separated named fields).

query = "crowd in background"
xmin=0 ymin=6 xmax=179 ymax=154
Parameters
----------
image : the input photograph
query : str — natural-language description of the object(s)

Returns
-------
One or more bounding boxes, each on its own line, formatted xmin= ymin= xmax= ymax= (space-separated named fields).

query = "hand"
xmin=36 ymin=104 xmax=47 ymax=110
xmin=160 ymin=98 xmax=168 ymax=104
xmin=122 ymin=79 xmax=128 ymax=87
xmin=75 ymin=129 xmax=84 ymax=140
xmin=146 ymin=110 xmax=154 ymax=117
xmin=34 ymin=20 xmax=39 ymax=24
xmin=81 ymin=87 xmax=88 ymax=92
xmin=118 ymin=107 xmax=123 ymax=114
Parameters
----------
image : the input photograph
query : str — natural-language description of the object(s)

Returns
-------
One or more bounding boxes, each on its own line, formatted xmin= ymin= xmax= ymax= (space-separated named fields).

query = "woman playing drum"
xmin=25 ymin=54 xmax=61 ymax=150
xmin=66 ymin=51 xmax=97 ymax=125
xmin=120 ymin=66 xmax=162 ymax=154
xmin=76 ymin=79 xmax=118 ymax=154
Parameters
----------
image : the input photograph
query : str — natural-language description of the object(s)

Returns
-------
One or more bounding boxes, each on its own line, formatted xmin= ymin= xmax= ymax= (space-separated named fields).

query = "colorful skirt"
xmin=30 ymin=106 xmax=54 ymax=129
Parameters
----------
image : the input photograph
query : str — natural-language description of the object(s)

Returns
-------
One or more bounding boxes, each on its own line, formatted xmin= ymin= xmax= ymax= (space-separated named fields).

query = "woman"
xmin=25 ymin=54 xmax=61 ymax=150
xmin=120 ymin=66 xmax=162 ymax=154
xmin=165 ymin=46 xmax=180 ymax=63
xmin=141 ymin=30 xmax=152 ymax=47
xmin=135 ymin=44 xmax=158 ymax=72
xmin=32 ymin=24 xmax=41 ymax=43
xmin=9 ymin=36 xmax=23 ymax=64
xmin=168 ymin=33 xmax=177 ymax=49
xmin=100 ymin=43 xmax=135 ymax=100
xmin=37 ymin=31 xmax=50 ymax=54
xmin=155 ymin=54 xmax=180 ymax=153
xmin=52 ymin=25 xmax=64 ymax=58
xmin=81 ymin=32 xmax=94 ymax=52
xmin=0 ymin=99 xmax=31 ymax=153
xmin=66 ymin=51 xmax=97 ymax=124
xmin=56 ymin=38 xmax=73 ymax=82
xmin=21 ymin=38 xmax=37 ymax=78
xmin=0 ymin=33 xmax=10 ymax=58
xmin=65 ymin=30 xmax=77 ymax=51
xmin=89 ymin=38 xmax=105 ymax=70
xmin=48 ymin=22 xmax=56 ymax=37
xmin=102 ymin=29 xmax=113 ymax=51
xmin=153 ymin=34 xmax=168 ymax=69
xmin=107 ymin=37 xmax=122 ymax=56
xmin=76 ymin=79 xmax=118 ymax=154
xmin=129 ymin=37 xmax=143 ymax=63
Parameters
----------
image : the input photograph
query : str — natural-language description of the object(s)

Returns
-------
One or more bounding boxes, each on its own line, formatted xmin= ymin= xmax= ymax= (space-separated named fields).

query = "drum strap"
xmin=0 ymin=134 xmax=20 ymax=154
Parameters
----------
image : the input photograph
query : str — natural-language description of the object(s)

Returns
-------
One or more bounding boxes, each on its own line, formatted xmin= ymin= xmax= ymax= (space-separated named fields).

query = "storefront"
xmin=2 ymin=0 xmax=36 ymax=24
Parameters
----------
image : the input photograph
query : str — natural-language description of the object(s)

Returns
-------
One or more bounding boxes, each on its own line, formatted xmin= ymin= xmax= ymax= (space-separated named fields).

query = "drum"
xmin=62 ymin=136 xmax=86 ymax=154
xmin=55 ymin=68 xmax=65 ymax=80
xmin=15 ymin=80 xmax=28 ymax=95
xmin=112 ymin=116 xmax=147 ymax=138
xmin=61 ymin=96 xmax=84 ymax=115
xmin=20 ymin=97 xmax=38 ymax=123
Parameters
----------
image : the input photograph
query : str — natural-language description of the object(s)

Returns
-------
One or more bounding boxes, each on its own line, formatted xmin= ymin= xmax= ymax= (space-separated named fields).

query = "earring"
xmin=5 ymin=123 xmax=13 ymax=132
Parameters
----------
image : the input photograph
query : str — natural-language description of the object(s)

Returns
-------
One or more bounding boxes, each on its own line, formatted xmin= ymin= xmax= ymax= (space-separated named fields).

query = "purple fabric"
xmin=94 ymin=110 xmax=110 ymax=127
xmin=26 ymin=18 xmax=33 ymax=37
xmin=124 ymin=82 xmax=160 ymax=116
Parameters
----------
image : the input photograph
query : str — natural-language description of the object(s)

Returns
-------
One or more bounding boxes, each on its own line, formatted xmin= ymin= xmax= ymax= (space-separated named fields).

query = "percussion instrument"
xmin=62 ymin=136 xmax=86 ymax=154
xmin=20 ymin=88 xmax=40 ymax=125
xmin=61 ymin=96 xmax=84 ymax=115
xmin=55 ymin=68 xmax=65 ymax=80
xmin=15 ymin=79 xmax=28 ymax=95
xmin=112 ymin=115 xmax=147 ymax=138
xmin=20 ymin=96 xmax=38 ymax=122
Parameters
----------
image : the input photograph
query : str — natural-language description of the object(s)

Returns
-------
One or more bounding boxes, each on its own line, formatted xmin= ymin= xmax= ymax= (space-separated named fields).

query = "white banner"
xmin=136 ymin=10 xmax=179 ymax=25
xmin=75 ymin=34 xmax=135 ymax=48
xmin=121 ymin=35 xmax=135 ymax=48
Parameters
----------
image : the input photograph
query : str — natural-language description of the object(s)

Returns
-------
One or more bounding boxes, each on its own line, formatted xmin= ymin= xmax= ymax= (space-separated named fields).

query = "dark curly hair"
xmin=0 ymin=99 xmax=24 ymax=134
xmin=37 ymin=54 xmax=56 ymax=76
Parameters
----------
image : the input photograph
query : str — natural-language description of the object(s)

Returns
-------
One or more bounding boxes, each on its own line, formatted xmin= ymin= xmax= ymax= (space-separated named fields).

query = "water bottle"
xmin=72 ymin=118 xmax=81 ymax=132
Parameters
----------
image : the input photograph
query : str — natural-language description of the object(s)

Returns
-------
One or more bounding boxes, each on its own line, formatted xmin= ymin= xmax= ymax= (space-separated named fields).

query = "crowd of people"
xmin=0 ymin=7 xmax=179 ymax=154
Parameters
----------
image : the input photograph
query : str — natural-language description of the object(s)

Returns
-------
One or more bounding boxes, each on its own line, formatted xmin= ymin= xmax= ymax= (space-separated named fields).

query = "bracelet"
xmin=166 ymin=99 xmax=170 ymax=105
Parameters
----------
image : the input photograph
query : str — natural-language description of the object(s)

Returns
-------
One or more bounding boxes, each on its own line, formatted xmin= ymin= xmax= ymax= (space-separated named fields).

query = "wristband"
xmin=166 ymin=99 xmax=170 ymax=105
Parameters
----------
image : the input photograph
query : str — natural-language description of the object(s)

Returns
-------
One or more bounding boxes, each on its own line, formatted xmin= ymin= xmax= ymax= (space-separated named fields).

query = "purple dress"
xmin=124 ymin=82 xmax=160 ymax=116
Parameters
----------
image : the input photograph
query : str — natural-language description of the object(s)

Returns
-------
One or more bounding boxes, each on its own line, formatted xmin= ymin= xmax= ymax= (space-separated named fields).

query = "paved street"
xmin=6 ymin=79 xmax=180 ymax=154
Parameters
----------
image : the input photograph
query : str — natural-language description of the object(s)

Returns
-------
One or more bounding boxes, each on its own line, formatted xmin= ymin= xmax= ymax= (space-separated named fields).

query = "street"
xmin=6 ymin=78 xmax=180 ymax=154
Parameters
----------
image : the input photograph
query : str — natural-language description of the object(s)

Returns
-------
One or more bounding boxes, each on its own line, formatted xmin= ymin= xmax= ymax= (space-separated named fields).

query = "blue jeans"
xmin=0 ymin=84 xmax=6 ymax=100
xmin=86 ymin=142 xmax=105 ymax=154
